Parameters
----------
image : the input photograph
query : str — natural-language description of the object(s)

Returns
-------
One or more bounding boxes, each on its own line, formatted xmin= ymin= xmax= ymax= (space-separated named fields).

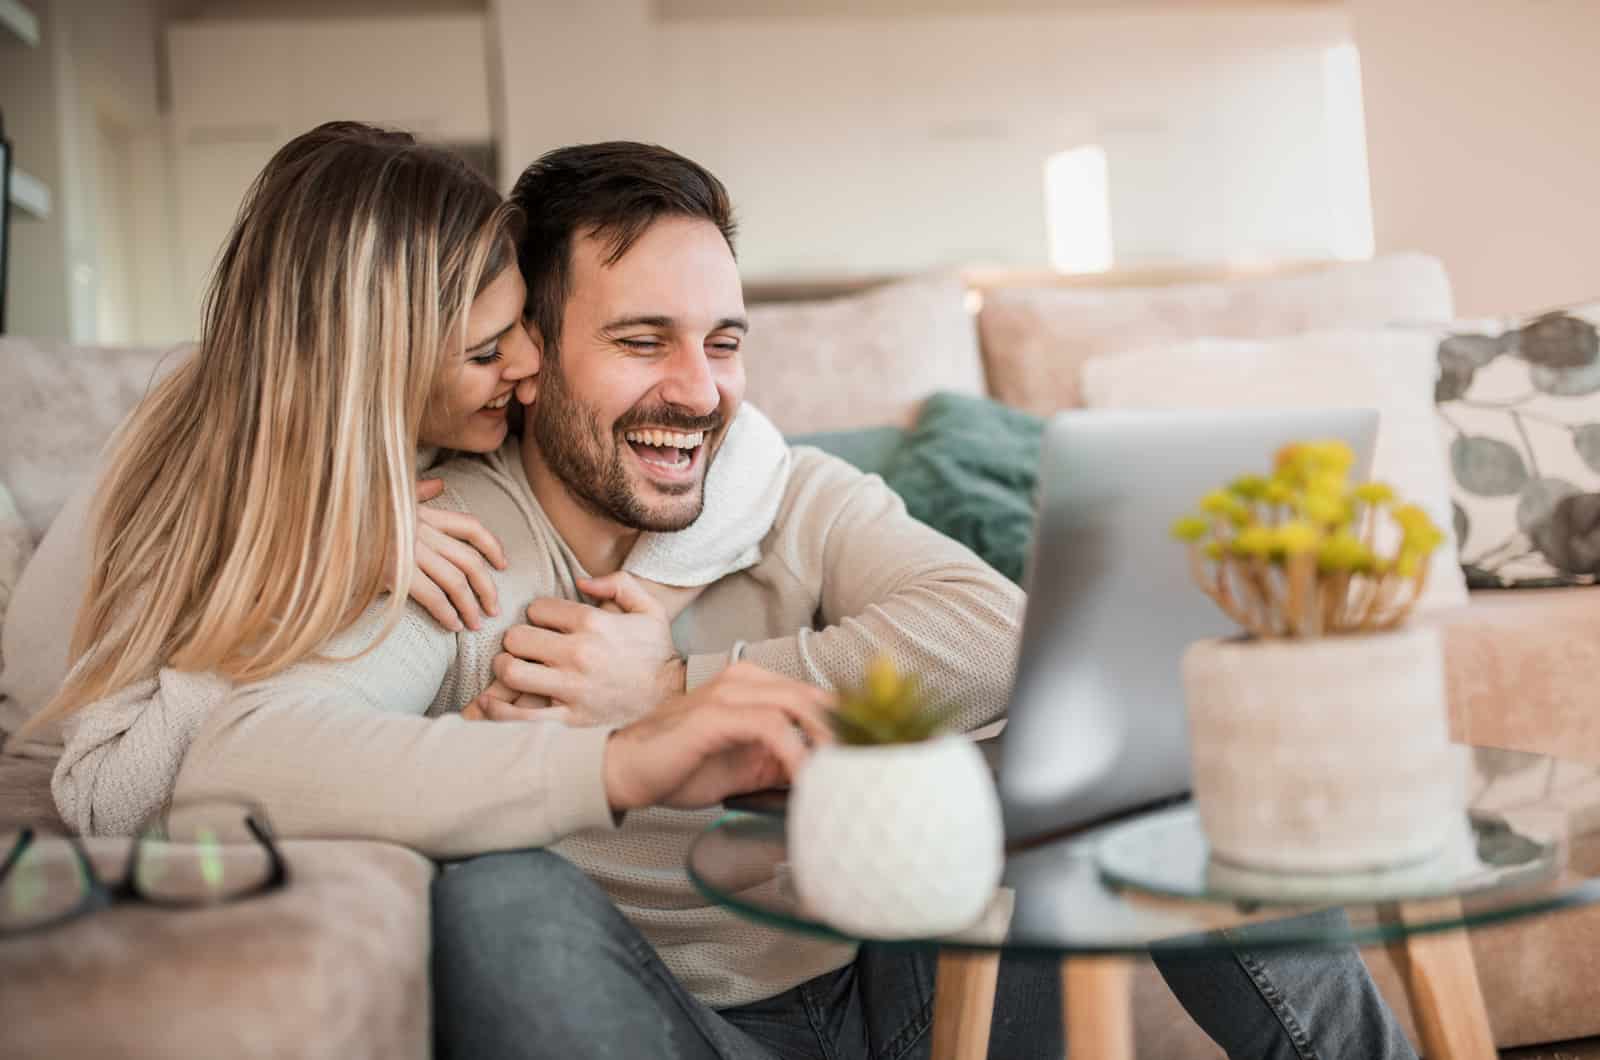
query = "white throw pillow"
xmin=977 ymin=254 xmax=1455 ymax=415
xmin=743 ymin=274 xmax=985 ymax=435
xmin=1080 ymin=331 xmax=1469 ymax=613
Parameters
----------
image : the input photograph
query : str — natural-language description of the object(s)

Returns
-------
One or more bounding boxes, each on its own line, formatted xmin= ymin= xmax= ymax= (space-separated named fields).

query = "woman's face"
xmin=421 ymin=266 xmax=540 ymax=453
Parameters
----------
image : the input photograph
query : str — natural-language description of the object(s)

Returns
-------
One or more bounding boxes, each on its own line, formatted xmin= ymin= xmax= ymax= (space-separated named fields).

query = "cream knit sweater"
xmin=47 ymin=427 xmax=1024 ymax=1007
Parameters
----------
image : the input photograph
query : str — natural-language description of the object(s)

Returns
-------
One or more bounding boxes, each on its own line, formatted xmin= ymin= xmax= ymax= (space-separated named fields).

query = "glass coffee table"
xmin=689 ymin=745 xmax=1600 ymax=1060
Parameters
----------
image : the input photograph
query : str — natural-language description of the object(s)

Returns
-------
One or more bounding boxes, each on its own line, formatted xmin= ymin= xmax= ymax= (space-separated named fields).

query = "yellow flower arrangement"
xmin=1172 ymin=440 xmax=1446 ymax=637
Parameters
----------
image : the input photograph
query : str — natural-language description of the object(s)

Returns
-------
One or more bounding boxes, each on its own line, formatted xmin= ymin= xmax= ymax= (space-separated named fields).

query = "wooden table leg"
xmin=931 ymin=949 xmax=1001 ymax=1060
xmin=1381 ymin=900 xmax=1495 ymax=1060
xmin=1062 ymin=955 xmax=1135 ymax=1060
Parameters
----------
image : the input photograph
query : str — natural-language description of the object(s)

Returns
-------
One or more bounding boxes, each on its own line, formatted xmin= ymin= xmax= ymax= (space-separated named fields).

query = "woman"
xmin=9 ymin=122 xmax=823 ymax=841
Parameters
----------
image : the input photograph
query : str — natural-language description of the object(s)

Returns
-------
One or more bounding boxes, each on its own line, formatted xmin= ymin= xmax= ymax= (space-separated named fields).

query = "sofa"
xmin=2 ymin=252 xmax=1598 ymax=1057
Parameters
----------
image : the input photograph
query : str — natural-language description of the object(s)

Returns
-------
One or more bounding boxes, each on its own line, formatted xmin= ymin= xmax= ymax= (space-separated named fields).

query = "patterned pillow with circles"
xmin=1431 ymin=303 xmax=1600 ymax=588
xmin=0 ymin=482 xmax=34 ymax=671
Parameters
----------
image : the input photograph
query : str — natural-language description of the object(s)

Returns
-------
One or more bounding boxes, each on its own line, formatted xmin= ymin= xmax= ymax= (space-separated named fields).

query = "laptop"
xmin=997 ymin=407 xmax=1379 ymax=843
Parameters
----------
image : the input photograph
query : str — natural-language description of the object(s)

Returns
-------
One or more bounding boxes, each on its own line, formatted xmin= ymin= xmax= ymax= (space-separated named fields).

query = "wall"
xmin=0 ymin=0 xmax=177 ymax=341
xmin=491 ymin=0 xmax=1355 ymax=279
xmin=1 ymin=0 xmax=72 ymax=337
xmin=165 ymin=13 xmax=492 ymax=332
xmin=1349 ymin=0 xmax=1600 ymax=317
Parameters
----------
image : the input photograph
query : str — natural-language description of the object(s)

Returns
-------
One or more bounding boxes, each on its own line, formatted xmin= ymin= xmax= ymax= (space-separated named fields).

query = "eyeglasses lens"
xmin=134 ymin=803 xmax=272 ymax=904
xmin=0 ymin=833 xmax=92 ymax=931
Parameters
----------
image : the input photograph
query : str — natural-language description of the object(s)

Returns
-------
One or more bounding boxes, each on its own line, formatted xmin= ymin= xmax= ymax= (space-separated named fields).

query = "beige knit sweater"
xmin=50 ymin=438 xmax=1023 ymax=1007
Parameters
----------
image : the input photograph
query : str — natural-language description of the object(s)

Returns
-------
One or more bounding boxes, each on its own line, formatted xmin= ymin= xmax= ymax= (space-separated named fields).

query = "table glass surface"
xmin=688 ymin=746 xmax=1600 ymax=956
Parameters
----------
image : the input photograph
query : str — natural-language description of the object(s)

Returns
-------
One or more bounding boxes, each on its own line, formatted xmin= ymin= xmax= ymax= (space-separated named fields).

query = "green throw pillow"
xmin=880 ymin=394 xmax=1044 ymax=584
xmin=785 ymin=425 xmax=907 ymax=479
xmin=786 ymin=395 xmax=1044 ymax=583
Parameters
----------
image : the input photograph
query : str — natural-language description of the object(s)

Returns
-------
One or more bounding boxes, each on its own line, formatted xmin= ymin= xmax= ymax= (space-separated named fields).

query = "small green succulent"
xmin=831 ymin=655 xmax=960 ymax=746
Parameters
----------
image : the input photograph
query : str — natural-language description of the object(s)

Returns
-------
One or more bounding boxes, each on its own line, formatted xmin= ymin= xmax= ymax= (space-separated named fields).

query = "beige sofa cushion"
xmin=1080 ymin=331 xmax=1470 ymax=612
xmin=0 ymin=483 xmax=30 ymax=670
xmin=0 ymin=338 xmax=185 ymax=543
xmin=1433 ymin=587 xmax=1600 ymax=765
xmin=977 ymin=254 xmax=1455 ymax=415
xmin=743 ymin=274 xmax=985 ymax=434
xmin=0 ymin=756 xmax=433 ymax=1060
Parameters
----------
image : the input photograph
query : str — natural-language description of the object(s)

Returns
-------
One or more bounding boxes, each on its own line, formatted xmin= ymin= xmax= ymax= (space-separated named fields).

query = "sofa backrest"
xmin=743 ymin=253 xmax=1455 ymax=429
xmin=0 ymin=340 xmax=188 ymax=544
xmin=0 ymin=254 xmax=1457 ymax=539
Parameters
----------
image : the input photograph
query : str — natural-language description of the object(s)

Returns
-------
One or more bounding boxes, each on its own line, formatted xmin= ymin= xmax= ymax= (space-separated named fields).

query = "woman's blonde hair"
xmin=30 ymin=121 xmax=519 ymax=732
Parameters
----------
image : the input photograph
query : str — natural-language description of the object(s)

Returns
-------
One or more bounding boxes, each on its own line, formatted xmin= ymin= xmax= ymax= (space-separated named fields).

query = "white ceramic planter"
xmin=1182 ymin=626 xmax=1463 ymax=874
xmin=789 ymin=736 xmax=1004 ymax=939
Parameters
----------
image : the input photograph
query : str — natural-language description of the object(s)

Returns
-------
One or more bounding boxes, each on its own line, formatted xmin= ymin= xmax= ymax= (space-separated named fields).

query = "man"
xmin=425 ymin=143 xmax=1417 ymax=1060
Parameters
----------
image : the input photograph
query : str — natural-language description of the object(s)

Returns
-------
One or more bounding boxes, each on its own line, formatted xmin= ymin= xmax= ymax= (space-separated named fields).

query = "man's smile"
xmin=622 ymin=427 xmax=711 ymax=486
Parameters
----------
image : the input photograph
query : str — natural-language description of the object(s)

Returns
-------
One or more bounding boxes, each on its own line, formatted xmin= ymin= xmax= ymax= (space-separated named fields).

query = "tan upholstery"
xmin=0 ymin=754 xmax=434 ymax=1060
xmin=1431 ymin=589 xmax=1600 ymax=765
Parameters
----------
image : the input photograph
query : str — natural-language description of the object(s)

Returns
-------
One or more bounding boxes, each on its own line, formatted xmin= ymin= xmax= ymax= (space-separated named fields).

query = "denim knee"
xmin=433 ymin=849 xmax=641 ymax=960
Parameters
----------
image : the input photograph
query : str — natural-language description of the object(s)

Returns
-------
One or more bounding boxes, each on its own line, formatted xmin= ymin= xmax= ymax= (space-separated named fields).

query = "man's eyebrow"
xmin=600 ymin=315 xmax=750 ymax=333
xmin=601 ymin=315 xmax=674 ymax=332
xmin=466 ymin=321 xmax=516 ymax=352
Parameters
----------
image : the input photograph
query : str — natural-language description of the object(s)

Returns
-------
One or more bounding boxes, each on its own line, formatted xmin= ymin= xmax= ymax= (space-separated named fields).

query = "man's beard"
xmin=529 ymin=359 xmax=720 ymax=533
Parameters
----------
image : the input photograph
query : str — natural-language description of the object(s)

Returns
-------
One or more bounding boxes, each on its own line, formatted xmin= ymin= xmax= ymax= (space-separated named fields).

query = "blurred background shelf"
xmin=8 ymin=166 xmax=50 ymax=219
xmin=0 ymin=0 xmax=39 ymax=47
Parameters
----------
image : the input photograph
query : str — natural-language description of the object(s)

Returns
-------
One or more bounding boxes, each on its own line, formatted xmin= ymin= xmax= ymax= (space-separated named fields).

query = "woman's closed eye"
xmin=469 ymin=346 xmax=502 ymax=366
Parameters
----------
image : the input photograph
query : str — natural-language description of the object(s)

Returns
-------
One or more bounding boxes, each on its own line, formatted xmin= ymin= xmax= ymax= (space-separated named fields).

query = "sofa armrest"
xmin=1433 ymin=588 xmax=1600 ymax=764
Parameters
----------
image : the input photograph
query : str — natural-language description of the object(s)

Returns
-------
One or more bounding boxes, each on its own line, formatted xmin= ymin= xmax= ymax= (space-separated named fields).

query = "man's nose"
xmin=658 ymin=342 xmax=720 ymax=415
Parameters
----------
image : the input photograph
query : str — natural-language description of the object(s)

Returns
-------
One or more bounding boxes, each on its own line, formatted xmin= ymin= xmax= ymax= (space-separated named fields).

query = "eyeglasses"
xmin=0 ymin=799 xmax=288 ymax=936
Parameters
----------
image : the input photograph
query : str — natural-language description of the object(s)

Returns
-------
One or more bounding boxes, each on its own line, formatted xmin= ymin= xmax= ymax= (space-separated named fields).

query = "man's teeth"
xmin=623 ymin=429 xmax=705 ymax=449
xmin=484 ymin=393 xmax=511 ymax=410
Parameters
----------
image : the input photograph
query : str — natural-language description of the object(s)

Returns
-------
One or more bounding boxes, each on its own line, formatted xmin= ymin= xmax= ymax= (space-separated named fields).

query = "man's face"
xmin=528 ymin=216 xmax=746 ymax=533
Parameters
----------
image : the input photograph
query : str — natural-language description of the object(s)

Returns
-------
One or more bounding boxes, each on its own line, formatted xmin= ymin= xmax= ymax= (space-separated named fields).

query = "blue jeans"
xmin=431 ymin=849 xmax=1416 ymax=1060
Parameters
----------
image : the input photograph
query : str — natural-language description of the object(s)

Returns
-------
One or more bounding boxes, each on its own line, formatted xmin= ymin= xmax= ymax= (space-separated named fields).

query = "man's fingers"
xmin=415 ymin=478 xmax=446 ymax=502
xmin=500 ymin=624 xmax=573 ymax=668
xmin=492 ymin=653 xmax=577 ymax=702
xmin=778 ymin=698 xmax=836 ymax=749
xmin=577 ymin=572 xmax=662 ymax=617
xmin=525 ymin=597 xmax=596 ymax=633
xmin=739 ymin=711 xmax=811 ymax=785
xmin=420 ymin=507 xmax=509 ymax=571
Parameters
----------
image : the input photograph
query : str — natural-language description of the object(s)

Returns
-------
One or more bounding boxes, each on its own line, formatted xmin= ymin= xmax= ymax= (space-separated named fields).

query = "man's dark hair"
xmin=509 ymin=142 xmax=738 ymax=359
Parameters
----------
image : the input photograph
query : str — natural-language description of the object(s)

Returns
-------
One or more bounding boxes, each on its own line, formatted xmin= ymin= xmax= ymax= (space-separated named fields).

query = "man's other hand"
xmin=603 ymin=663 xmax=836 ymax=813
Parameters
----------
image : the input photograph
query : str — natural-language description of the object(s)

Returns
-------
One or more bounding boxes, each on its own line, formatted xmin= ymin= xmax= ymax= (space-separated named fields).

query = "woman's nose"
xmin=502 ymin=321 xmax=539 ymax=382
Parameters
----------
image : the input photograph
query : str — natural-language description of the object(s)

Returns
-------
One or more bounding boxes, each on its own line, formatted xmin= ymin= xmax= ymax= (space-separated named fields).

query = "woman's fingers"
xmin=406 ymin=566 xmax=464 ymax=631
xmin=420 ymin=524 xmax=500 ymax=620
xmin=419 ymin=507 xmax=508 ymax=570
xmin=416 ymin=532 xmax=484 ymax=630
xmin=415 ymin=478 xmax=446 ymax=502
xmin=462 ymin=697 xmax=574 ymax=726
